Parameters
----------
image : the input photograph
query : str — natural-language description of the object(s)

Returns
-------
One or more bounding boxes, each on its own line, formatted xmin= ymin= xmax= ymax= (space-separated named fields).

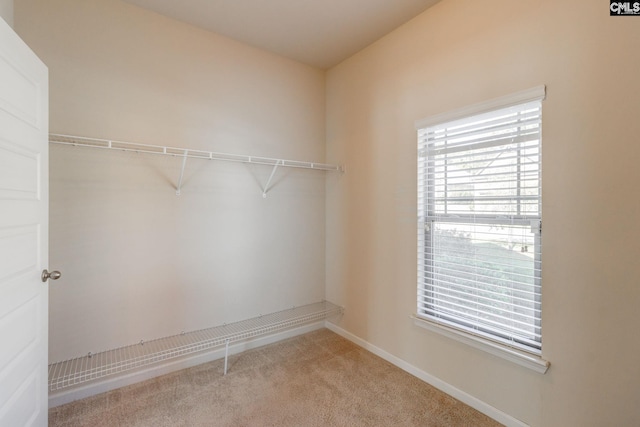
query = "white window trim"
xmin=414 ymin=85 xmax=549 ymax=374
xmin=415 ymin=85 xmax=546 ymax=130
xmin=412 ymin=315 xmax=549 ymax=374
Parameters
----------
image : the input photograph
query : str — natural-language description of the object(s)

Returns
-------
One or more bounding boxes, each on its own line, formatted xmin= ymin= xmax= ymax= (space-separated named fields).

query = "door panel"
xmin=0 ymin=138 xmax=40 ymax=199
xmin=0 ymin=15 xmax=49 ymax=427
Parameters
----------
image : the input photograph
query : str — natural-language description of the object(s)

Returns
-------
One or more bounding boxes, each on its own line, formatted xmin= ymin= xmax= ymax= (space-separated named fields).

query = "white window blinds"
xmin=417 ymin=94 xmax=543 ymax=354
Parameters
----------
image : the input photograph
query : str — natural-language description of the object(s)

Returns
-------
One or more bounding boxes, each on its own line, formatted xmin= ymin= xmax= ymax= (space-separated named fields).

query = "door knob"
xmin=41 ymin=269 xmax=61 ymax=282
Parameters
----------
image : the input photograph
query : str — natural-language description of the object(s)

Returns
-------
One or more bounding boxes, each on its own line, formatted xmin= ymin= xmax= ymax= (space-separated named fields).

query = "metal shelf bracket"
xmin=262 ymin=160 xmax=282 ymax=198
xmin=176 ymin=151 xmax=188 ymax=196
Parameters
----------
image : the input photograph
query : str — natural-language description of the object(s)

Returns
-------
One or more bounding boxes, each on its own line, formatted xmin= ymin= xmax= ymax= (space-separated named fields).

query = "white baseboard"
xmin=324 ymin=321 xmax=529 ymax=427
xmin=48 ymin=321 xmax=325 ymax=408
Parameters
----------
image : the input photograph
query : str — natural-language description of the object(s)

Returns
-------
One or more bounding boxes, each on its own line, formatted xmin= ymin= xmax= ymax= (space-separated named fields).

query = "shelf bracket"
xmin=176 ymin=151 xmax=188 ymax=196
xmin=224 ymin=339 xmax=230 ymax=375
xmin=262 ymin=160 xmax=282 ymax=198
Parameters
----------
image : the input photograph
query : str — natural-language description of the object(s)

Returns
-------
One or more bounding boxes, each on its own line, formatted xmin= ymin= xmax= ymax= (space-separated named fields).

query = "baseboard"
xmin=325 ymin=321 xmax=529 ymax=427
xmin=48 ymin=321 xmax=325 ymax=408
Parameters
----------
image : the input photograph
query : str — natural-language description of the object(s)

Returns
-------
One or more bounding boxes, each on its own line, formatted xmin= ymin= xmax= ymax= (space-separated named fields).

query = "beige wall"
xmin=326 ymin=0 xmax=640 ymax=426
xmin=0 ymin=0 xmax=13 ymax=27
xmin=15 ymin=0 xmax=327 ymax=363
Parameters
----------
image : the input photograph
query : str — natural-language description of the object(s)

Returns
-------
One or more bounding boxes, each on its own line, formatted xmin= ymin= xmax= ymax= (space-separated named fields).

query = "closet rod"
xmin=49 ymin=134 xmax=343 ymax=172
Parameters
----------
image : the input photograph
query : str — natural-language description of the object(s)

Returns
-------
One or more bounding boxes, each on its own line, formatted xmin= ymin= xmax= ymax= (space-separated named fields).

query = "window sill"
xmin=411 ymin=315 xmax=550 ymax=374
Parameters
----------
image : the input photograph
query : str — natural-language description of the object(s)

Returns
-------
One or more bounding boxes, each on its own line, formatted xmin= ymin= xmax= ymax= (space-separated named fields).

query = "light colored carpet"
xmin=49 ymin=329 xmax=502 ymax=426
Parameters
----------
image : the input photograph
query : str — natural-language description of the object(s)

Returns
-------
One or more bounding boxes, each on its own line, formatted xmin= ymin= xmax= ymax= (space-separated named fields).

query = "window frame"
xmin=415 ymin=86 xmax=549 ymax=373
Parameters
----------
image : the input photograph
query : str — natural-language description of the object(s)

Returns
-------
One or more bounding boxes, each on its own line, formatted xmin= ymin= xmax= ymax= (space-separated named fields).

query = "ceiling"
xmin=123 ymin=0 xmax=441 ymax=69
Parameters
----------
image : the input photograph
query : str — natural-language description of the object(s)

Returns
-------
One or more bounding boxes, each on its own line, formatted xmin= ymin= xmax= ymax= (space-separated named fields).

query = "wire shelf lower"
xmin=48 ymin=301 xmax=343 ymax=393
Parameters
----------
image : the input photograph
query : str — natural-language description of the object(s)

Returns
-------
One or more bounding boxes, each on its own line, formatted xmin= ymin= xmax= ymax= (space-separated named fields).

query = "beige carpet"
xmin=49 ymin=329 xmax=502 ymax=427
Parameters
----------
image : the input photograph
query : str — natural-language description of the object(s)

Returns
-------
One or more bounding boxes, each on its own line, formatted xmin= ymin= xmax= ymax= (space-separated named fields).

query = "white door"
xmin=0 ymin=16 xmax=50 ymax=427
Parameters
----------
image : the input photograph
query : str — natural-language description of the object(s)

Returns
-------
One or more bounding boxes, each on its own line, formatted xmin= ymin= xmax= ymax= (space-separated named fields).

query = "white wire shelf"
xmin=49 ymin=134 xmax=343 ymax=196
xmin=48 ymin=301 xmax=343 ymax=393
xmin=49 ymin=134 xmax=343 ymax=172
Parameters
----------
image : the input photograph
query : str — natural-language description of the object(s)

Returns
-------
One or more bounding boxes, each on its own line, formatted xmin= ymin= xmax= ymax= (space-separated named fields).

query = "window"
xmin=417 ymin=88 xmax=544 ymax=355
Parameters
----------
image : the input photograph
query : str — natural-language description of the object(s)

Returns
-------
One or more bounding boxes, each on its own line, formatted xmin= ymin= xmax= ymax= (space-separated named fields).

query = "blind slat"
xmin=420 ymin=310 xmax=542 ymax=347
xmin=423 ymin=262 xmax=541 ymax=291
xmin=419 ymin=299 xmax=541 ymax=338
xmin=421 ymin=283 xmax=541 ymax=309
xmin=426 ymin=133 xmax=540 ymax=157
xmin=426 ymin=114 xmax=541 ymax=144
